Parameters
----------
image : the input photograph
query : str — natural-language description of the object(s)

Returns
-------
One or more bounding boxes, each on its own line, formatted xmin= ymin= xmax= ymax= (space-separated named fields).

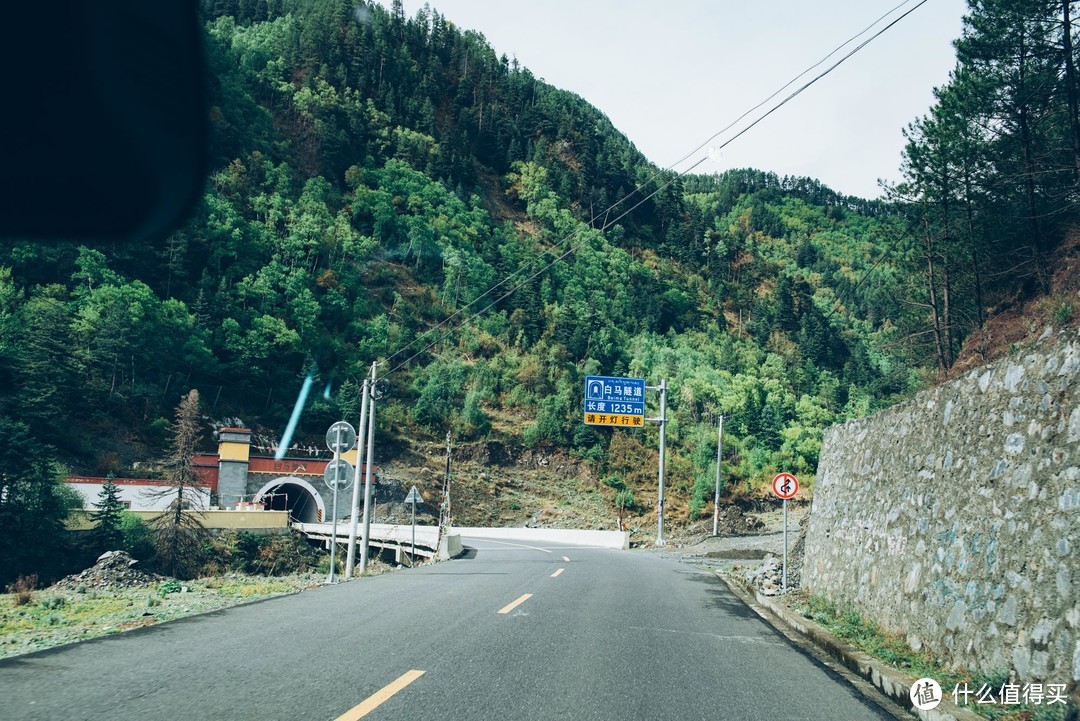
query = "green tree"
xmin=0 ymin=419 xmax=82 ymax=585
xmin=88 ymin=474 xmax=125 ymax=555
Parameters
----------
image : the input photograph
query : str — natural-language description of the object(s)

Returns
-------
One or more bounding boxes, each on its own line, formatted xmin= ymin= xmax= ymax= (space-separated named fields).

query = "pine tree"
xmin=88 ymin=474 xmax=125 ymax=554
xmin=0 ymin=418 xmax=81 ymax=586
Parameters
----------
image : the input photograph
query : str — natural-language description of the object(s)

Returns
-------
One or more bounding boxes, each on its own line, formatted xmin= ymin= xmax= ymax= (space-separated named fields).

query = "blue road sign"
xmin=584 ymin=375 xmax=646 ymax=427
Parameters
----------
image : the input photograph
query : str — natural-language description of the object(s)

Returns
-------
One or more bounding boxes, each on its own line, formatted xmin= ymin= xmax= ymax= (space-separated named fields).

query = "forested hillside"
xmin=2 ymin=0 xmax=1077 ymax=543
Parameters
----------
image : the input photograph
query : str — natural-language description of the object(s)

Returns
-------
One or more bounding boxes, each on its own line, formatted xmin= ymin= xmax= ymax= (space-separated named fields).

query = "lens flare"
xmin=276 ymin=369 xmax=315 ymax=460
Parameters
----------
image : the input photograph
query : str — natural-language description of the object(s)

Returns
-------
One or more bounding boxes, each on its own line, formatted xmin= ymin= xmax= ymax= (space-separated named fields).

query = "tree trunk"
xmin=942 ymin=258 xmax=955 ymax=367
xmin=1017 ymin=31 xmax=1050 ymax=292
xmin=1063 ymin=1 xmax=1080 ymax=175
xmin=924 ymin=218 xmax=948 ymax=375
xmin=962 ymin=165 xmax=986 ymax=328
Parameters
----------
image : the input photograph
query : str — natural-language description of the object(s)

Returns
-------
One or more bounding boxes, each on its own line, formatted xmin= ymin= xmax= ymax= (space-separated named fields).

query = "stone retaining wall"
xmin=803 ymin=331 xmax=1080 ymax=684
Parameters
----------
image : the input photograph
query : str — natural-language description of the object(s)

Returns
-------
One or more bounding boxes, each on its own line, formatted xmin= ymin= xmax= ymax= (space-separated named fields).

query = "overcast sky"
xmin=379 ymin=0 xmax=968 ymax=199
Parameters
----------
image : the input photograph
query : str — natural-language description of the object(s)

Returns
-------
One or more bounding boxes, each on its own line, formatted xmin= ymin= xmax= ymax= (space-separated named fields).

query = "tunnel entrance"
xmin=253 ymin=477 xmax=325 ymax=523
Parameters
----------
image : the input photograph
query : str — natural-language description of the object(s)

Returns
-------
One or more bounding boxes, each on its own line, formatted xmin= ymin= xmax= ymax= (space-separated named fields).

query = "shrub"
xmin=614 ymin=489 xmax=639 ymax=513
xmin=119 ymin=512 xmax=156 ymax=562
xmin=7 ymin=574 xmax=38 ymax=606
xmin=602 ymin=475 xmax=626 ymax=491
xmin=205 ymin=532 xmax=319 ymax=576
xmin=254 ymin=535 xmax=320 ymax=575
xmin=40 ymin=595 xmax=66 ymax=610
xmin=159 ymin=580 xmax=182 ymax=595
xmin=316 ymin=552 xmax=342 ymax=576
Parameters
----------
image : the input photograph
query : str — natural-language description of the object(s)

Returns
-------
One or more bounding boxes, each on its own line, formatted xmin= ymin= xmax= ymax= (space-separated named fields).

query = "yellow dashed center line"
xmin=498 ymin=593 xmax=533 ymax=614
xmin=551 ymin=568 xmax=565 ymax=578
xmin=335 ymin=670 xmax=425 ymax=721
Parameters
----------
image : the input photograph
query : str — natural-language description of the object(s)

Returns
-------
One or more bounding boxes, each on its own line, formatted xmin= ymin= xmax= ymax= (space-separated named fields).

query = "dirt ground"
xmin=644 ymin=502 xmax=810 ymax=575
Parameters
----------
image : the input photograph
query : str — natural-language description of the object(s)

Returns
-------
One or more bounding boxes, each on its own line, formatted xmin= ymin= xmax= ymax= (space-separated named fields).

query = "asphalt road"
xmin=0 ymin=538 xmax=898 ymax=721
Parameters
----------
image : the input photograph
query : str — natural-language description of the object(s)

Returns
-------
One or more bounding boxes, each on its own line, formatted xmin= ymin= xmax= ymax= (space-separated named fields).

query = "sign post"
xmin=771 ymin=472 xmax=799 ymax=592
xmin=583 ymin=375 xmax=669 ymax=545
xmin=404 ymin=485 xmax=422 ymax=563
xmin=323 ymin=421 xmax=356 ymax=584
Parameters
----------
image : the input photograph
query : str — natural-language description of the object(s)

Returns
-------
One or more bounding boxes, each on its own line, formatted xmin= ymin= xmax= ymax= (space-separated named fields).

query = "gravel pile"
xmin=745 ymin=538 xmax=808 ymax=592
xmin=53 ymin=551 xmax=161 ymax=591
xmin=745 ymin=555 xmax=785 ymax=595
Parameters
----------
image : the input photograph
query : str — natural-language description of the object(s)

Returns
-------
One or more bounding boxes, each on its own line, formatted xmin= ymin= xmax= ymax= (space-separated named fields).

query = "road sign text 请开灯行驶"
xmin=583 ymin=413 xmax=645 ymax=427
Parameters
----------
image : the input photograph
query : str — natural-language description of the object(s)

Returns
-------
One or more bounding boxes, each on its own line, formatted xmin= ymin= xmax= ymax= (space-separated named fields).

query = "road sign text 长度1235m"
xmin=584 ymin=375 xmax=646 ymax=427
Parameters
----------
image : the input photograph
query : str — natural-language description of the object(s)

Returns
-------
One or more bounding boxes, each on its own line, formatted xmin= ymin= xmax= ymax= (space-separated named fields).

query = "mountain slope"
xmin=0 ymin=1 xmax=934 ymax=530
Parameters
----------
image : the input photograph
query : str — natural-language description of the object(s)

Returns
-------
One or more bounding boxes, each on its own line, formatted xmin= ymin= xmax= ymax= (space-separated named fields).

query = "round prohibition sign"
xmin=771 ymin=472 xmax=799 ymax=500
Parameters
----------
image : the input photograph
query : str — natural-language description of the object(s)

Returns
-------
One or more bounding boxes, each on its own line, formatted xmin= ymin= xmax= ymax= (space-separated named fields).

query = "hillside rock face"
xmin=804 ymin=330 xmax=1080 ymax=684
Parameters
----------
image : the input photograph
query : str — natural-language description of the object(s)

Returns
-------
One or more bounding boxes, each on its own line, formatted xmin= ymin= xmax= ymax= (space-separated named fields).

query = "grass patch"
xmin=784 ymin=592 xmax=1067 ymax=721
xmin=0 ymin=573 xmax=319 ymax=658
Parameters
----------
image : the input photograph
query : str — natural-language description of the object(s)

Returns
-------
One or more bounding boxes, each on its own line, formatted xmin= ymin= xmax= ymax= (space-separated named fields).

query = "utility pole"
xmin=345 ymin=379 xmax=370 ymax=578
xmin=359 ymin=362 xmax=378 ymax=574
xmin=712 ymin=415 xmax=724 ymax=537
xmin=441 ymin=431 xmax=452 ymax=533
xmin=656 ymin=378 xmax=667 ymax=546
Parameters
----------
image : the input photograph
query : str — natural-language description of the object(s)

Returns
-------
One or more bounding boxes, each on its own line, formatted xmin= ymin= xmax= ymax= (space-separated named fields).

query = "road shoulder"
xmin=717 ymin=572 xmax=982 ymax=721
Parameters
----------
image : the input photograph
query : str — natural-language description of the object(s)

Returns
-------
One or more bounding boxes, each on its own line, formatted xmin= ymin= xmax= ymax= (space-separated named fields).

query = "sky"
xmin=378 ymin=0 xmax=968 ymax=199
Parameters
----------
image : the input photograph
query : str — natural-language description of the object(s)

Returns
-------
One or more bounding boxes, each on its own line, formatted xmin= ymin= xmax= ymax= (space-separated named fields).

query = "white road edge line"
xmin=562 ymin=556 xmax=570 ymax=562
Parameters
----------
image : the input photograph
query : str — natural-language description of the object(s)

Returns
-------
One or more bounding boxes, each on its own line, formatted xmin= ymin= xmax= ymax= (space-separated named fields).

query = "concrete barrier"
xmin=438 ymin=532 xmax=463 ymax=560
xmin=453 ymin=527 xmax=629 ymax=550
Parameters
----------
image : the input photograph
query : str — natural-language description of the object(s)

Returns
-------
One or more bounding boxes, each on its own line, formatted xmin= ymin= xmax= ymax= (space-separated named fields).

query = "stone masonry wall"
xmin=803 ymin=332 xmax=1080 ymax=684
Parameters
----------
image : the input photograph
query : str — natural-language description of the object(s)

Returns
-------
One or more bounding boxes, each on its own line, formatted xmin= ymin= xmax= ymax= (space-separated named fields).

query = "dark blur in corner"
xmin=0 ymin=2 xmax=208 ymax=244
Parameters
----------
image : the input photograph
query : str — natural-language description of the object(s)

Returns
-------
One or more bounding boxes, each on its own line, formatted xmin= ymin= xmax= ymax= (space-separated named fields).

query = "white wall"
xmin=68 ymin=482 xmax=211 ymax=512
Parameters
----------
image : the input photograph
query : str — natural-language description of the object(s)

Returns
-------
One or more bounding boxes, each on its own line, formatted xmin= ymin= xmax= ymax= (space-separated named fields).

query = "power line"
xmin=697 ymin=0 xmax=931 ymax=168
xmin=668 ymin=0 xmax=920 ymax=172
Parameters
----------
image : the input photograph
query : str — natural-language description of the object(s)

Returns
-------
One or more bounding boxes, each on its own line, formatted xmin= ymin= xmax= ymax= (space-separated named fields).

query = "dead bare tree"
xmin=150 ymin=389 xmax=207 ymax=579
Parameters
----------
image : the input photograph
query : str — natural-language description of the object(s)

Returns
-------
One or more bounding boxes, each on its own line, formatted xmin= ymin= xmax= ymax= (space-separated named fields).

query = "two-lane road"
xmin=0 ymin=538 xmax=898 ymax=720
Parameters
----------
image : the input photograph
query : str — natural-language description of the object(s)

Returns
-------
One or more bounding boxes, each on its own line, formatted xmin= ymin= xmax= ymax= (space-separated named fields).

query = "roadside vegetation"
xmin=785 ymin=592 xmax=1067 ymax=721
xmin=0 ymin=572 xmax=319 ymax=659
